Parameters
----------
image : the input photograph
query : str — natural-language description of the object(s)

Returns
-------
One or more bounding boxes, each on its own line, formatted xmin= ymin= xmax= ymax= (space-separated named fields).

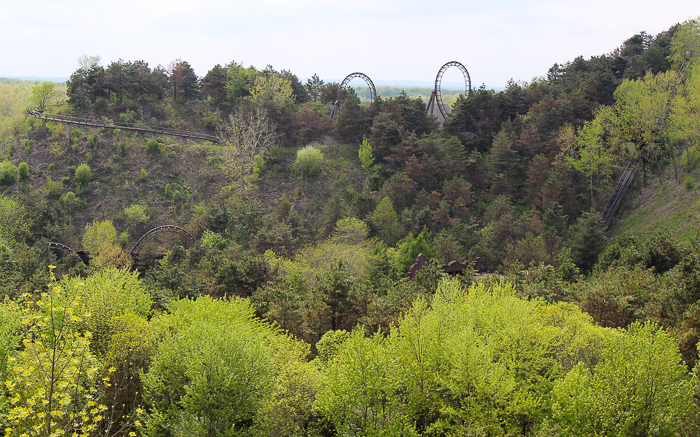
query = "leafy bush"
xmin=146 ymin=139 xmax=160 ymax=154
xmin=87 ymin=133 xmax=97 ymax=148
xmin=75 ymin=163 xmax=92 ymax=184
xmin=294 ymin=146 xmax=324 ymax=179
xmin=164 ymin=183 xmax=171 ymax=197
xmin=45 ymin=178 xmax=63 ymax=198
xmin=684 ymin=174 xmax=694 ymax=191
xmin=124 ymin=204 xmax=149 ymax=226
xmin=681 ymin=145 xmax=700 ymax=173
xmin=0 ymin=160 xmax=16 ymax=185
xmin=140 ymin=168 xmax=148 ymax=181
xmin=17 ymin=162 xmax=28 ymax=182
xmin=59 ymin=191 xmax=86 ymax=212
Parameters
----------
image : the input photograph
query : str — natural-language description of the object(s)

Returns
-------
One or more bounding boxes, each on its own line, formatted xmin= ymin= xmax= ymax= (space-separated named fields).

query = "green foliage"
xmin=566 ymin=212 xmax=607 ymax=272
xmin=87 ymin=133 xmax=97 ymax=148
xmin=57 ymin=268 xmax=152 ymax=357
xmin=373 ymin=196 xmax=399 ymax=246
xmin=17 ymin=162 xmax=28 ymax=182
xmin=142 ymin=297 xmax=279 ymax=436
xmin=294 ymin=146 xmax=324 ymax=179
xmin=119 ymin=231 xmax=129 ymax=247
xmin=5 ymin=271 xmax=106 ymax=436
xmin=164 ymin=183 xmax=171 ymax=197
xmin=29 ymin=81 xmax=59 ymax=110
xmin=140 ymin=168 xmax=148 ymax=181
xmin=551 ymin=322 xmax=694 ymax=436
xmin=44 ymin=178 xmax=63 ymax=198
xmin=59 ymin=191 xmax=86 ymax=212
xmin=396 ymin=227 xmax=436 ymax=275
xmin=123 ymin=204 xmax=149 ymax=226
xmin=74 ymin=163 xmax=92 ymax=185
xmin=685 ymin=174 xmax=694 ymax=190
xmin=146 ymin=138 xmax=160 ymax=154
xmin=358 ymin=138 xmax=378 ymax=174
xmin=0 ymin=161 xmax=16 ymax=185
xmin=0 ymin=196 xmax=32 ymax=244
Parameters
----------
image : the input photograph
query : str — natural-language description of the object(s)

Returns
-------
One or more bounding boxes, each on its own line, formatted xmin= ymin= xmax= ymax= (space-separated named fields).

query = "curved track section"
xmin=433 ymin=61 xmax=472 ymax=121
xmin=28 ymin=108 xmax=219 ymax=143
xmin=331 ymin=72 xmax=377 ymax=118
xmin=129 ymin=225 xmax=196 ymax=258
xmin=48 ymin=242 xmax=87 ymax=264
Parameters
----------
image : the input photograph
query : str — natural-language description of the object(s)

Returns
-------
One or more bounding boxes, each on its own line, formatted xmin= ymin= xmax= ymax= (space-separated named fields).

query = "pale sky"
xmin=1 ymin=0 xmax=697 ymax=88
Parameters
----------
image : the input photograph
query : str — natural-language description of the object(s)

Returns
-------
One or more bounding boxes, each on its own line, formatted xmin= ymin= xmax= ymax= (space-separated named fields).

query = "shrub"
xmin=87 ymin=133 xmax=97 ymax=148
xmin=45 ymin=178 xmax=63 ymax=198
xmin=294 ymin=146 xmax=324 ymax=179
xmin=124 ymin=204 xmax=149 ymax=226
xmin=48 ymin=163 xmax=54 ymax=171
xmin=0 ymin=161 xmax=16 ymax=185
xmin=119 ymin=231 xmax=129 ymax=247
xmin=17 ymin=162 xmax=28 ymax=182
xmin=59 ymin=191 xmax=86 ymax=212
xmin=164 ymin=183 xmax=172 ymax=197
xmin=146 ymin=139 xmax=160 ymax=154
xmin=140 ymin=168 xmax=148 ymax=181
xmin=684 ymin=174 xmax=694 ymax=191
xmin=681 ymin=145 xmax=700 ymax=173
xmin=75 ymin=163 xmax=92 ymax=184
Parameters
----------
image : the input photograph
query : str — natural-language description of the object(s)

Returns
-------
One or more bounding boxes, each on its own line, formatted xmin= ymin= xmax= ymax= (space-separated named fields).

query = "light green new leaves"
xmin=143 ymin=297 xmax=277 ymax=437
xmin=552 ymin=321 xmax=695 ymax=436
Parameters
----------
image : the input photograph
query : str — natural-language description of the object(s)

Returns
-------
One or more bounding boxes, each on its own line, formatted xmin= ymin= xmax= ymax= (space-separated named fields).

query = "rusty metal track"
xmin=427 ymin=61 xmax=471 ymax=121
xmin=129 ymin=225 xmax=196 ymax=257
xmin=602 ymin=160 xmax=638 ymax=226
xmin=48 ymin=242 xmax=88 ymax=264
xmin=331 ymin=72 xmax=377 ymax=119
xmin=28 ymin=108 xmax=219 ymax=143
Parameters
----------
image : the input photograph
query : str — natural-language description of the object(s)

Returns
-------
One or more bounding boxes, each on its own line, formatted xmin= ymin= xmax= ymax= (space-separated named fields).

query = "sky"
xmin=1 ymin=0 xmax=697 ymax=88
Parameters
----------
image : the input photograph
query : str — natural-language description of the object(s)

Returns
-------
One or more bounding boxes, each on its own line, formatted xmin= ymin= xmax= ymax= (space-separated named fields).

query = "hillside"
xmin=614 ymin=163 xmax=700 ymax=243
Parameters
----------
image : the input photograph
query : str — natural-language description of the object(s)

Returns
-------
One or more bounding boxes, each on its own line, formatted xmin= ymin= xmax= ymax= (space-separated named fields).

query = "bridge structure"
xmin=48 ymin=225 xmax=197 ymax=266
xmin=28 ymin=108 xmax=219 ymax=144
xmin=330 ymin=72 xmax=377 ymax=119
xmin=426 ymin=61 xmax=472 ymax=123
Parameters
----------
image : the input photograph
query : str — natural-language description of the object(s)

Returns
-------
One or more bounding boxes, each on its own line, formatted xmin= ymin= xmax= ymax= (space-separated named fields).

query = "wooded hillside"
xmin=0 ymin=18 xmax=699 ymax=437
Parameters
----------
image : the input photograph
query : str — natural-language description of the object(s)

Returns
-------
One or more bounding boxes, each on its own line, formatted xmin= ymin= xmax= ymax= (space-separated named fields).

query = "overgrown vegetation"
xmin=0 ymin=18 xmax=699 ymax=436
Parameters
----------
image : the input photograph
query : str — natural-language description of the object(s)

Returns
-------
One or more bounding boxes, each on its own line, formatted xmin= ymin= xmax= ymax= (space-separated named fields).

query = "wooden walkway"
xmin=28 ymin=108 xmax=219 ymax=143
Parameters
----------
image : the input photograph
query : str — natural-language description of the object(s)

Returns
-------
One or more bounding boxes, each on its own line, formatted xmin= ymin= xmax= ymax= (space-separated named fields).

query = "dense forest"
xmin=0 ymin=18 xmax=699 ymax=436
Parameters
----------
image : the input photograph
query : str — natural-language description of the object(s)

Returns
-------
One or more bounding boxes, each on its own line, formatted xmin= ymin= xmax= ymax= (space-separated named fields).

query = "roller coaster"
xmin=27 ymin=108 xmax=219 ymax=143
xmin=330 ymin=62 xmax=472 ymax=120
xmin=49 ymin=225 xmax=196 ymax=265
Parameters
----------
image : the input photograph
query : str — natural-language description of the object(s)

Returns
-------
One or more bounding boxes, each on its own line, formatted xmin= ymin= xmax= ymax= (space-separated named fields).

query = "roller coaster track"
xmin=602 ymin=160 xmax=638 ymax=227
xmin=27 ymin=108 xmax=219 ymax=143
xmin=129 ymin=225 xmax=196 ymax=258
xmin=48 ymin=225 xmax=196 ymax=266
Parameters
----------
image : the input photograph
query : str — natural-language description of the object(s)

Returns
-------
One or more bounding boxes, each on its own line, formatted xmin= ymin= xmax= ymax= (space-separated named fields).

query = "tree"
xmin=5 ymin=269 xmax=107 ymax=437
xmin=373 ymin=197 xmax=399 ymax=246
xmin=396 ymin=227 xmax=435 ymax=275
xmin=250 ymin=72 xmax=294 ymax=105
xmin=74 ymin=163 xmax=92 ymax=185
xmin=0 ymin=195 xmax=32 ymax=243
xmin=201 ymin=64 xmax=229 ymax=106
xmin=82 ymin=220 xmax=132 ymax=270
xmin=219 ymin=107 xmax=277 ymax=198
xmin=358 ymin=138 xmax=378 ymax=176
xmin=142 ymin=297 xmax=278 ymax=436
xmin=306 ymin=73 xmax=324 ymax=102
xmin=30 ymin=82 xmax=59 ymax=110
xmin=77 ymin=54 xmax=101 ymax=71
xmin=551 ymin=322 xmax=695 ymax=436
